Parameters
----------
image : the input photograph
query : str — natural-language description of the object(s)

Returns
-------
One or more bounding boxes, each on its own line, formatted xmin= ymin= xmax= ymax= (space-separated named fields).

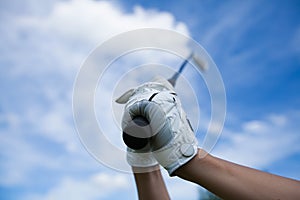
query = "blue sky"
xmin=1 ymin=0 xmax=300 ymax=199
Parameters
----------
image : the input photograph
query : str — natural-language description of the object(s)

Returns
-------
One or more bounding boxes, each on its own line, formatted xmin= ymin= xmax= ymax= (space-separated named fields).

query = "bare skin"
xmin=133 ymin=165 xmax=170 ymax=200
xmin=133 ymin=149 xmax=300 ymax=200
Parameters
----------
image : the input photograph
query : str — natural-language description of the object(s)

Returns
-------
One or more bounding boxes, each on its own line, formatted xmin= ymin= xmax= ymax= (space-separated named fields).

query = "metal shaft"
xmin=168 ymin=53 xmax=193 ymax=87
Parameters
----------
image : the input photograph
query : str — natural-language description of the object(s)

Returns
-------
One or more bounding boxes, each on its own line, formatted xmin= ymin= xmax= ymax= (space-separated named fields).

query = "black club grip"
xmin=122 ymin=116 xmax=152 ymax=150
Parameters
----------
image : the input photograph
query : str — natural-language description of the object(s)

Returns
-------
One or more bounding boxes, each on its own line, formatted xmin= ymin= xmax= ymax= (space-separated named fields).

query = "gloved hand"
xmin=123 ymin=116 xmax=158 ymax=170
xmin=117 ymin=77 xmax=198 ymax=175
xmin=116 ymin=78 xmax=171 ymax=170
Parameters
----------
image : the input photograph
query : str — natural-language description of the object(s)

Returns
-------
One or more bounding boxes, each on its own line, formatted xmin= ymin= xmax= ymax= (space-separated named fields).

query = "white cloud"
xmin=162 ymin=170 xmax=199 ymax=200
xmin=0 ymin=128 xmax=58 ymax=186
xmin=19 ymin=0 xmax=189 ymax=45
xmin=242 ymin=120 xmax=268 ymax=133
xmin=213 ymin=112 xmax=300 ymax=169
xmin=24 ymin=172 xmax=132 ymax=200
xmin=26 ymin=170 xmax=200 ymax=200
xmin=0 ymin=1 xmax=197 ymax=199
xmin=3 ymin=1 xmax=298 ymax=199
xmin=268 ymin=113 xmax=287 ymax=127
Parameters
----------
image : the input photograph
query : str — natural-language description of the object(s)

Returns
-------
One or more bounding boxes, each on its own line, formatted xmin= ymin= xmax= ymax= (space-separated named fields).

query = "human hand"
xmin=123 ymin=116 xmax=158 ymax=171
xmin=116 ymin=77 xmax=173 ymax=171
xmin=117 ymin=77 xmax=198 ymax=175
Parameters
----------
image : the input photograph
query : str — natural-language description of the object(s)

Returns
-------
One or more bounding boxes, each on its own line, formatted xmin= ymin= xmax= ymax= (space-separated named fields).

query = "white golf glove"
xmin=123 ymin=116 xmax=158 ymax=168
xmin=150 ymin=91 xmax=198 ymax=175
xmin=117 ymin=78 xmax=170 ymax=169
xmin=117 ymin=77 xmax=198 ymax=175
xmin=126 ymin=149 xmax=158 ymax=169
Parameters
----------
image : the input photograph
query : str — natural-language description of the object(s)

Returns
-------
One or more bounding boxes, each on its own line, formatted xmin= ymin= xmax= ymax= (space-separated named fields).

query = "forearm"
xmin=133 ymin=165 xmax=170 ymax=200
xmin=175 ymin=149 xmax=300 ymax=200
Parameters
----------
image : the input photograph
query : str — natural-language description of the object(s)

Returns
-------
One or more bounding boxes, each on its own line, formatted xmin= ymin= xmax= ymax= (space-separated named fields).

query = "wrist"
xmin=173 ymin=148 xmax=208 ymax=177
xmin=132 ymin=164 xmax=160 ymax=173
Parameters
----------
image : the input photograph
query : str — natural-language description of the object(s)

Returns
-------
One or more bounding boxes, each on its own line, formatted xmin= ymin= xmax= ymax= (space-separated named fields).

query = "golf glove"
xmin=118 ymin=77 xmax=198 ymax=175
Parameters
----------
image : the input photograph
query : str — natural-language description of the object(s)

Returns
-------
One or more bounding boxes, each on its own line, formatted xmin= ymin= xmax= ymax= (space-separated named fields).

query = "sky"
xmin=0 ymin=0 xmax=300 ymax=199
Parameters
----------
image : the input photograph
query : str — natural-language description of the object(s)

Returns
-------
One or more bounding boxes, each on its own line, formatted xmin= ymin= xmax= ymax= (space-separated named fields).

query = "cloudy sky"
xmin=1 ymin=0 xmax=300 ymax=199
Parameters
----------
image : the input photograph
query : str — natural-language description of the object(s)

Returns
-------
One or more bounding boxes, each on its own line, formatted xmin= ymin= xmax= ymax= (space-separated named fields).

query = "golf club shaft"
xmin=168 ymin=53 xmax=193 ymax=86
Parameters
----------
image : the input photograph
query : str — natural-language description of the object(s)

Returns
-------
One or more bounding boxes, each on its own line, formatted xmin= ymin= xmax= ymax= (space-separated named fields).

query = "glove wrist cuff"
xmin=127 ymin=151 xmax=158 ymax=168
xmin=153 ymin=143 xmax=198 ymax=175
